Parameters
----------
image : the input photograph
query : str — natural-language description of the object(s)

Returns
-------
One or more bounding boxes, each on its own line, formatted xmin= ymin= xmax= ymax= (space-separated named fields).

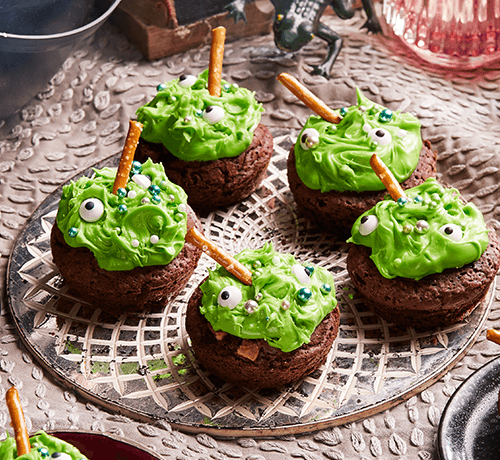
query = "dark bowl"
xmin=48 ymin=430 xmax=163 ymax=460
xmin=0 ymin=0 xmax=122 ymax=120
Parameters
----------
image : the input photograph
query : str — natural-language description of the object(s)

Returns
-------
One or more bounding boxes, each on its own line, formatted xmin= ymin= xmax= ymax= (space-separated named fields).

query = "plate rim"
xmin=437 ymin=354 xmax=500 ymax=460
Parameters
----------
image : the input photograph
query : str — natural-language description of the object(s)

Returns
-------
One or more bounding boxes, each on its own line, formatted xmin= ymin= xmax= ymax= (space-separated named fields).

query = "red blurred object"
xmin=50 ymin=431 xmax=162 ymax=460
xmin=380 ymin=0 xmax=500 ymax=70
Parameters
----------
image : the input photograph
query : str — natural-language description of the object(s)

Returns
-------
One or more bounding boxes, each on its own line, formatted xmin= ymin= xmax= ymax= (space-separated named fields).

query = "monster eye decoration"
xmin=177 ymin=74 xmax=197 ymax=87
xmin=51 ymin=453 xmax=72 ymax=460
xmin=79 ymin=198 xmax=104 ymax=222
xmin=368 ymin=127 xmax=392 ymax=146
xmin=439 ymin=223 xmax=463 ymax=242
xmin=203 ymin=105 xmax=225 ymax=124
xmin=359 ymin=214 xmax=379 ymax=236
xmin=300 ymin=128 xmax=320 ymax=150
xmin=218 ymin=285 xmax=242 ymax=309
xmin=292 ymin=264 xmax=313 ymax=285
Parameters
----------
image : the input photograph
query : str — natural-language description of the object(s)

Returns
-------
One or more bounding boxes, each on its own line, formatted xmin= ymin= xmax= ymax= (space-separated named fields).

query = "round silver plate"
xmin=7 ymin=131 xmax=494 ymax=436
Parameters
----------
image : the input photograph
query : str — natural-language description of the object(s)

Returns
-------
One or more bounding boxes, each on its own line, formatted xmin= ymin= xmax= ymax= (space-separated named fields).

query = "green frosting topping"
xmin=347 ymin=178 xmax=490 ymax=280
xmin=136 ymin=69 xmax=264 ymax=161
xmin=0 ymin=431 xmax=88 ymax=460
xmin=199 ymin=243 xmax=337 ymax=353
xmin=56 ymin=158 xmax=188 ymax=271
xmin=294 ymin=88 xmax=422 ymax=193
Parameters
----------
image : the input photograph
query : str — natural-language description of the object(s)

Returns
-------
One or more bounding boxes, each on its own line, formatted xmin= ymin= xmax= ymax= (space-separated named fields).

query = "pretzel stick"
xmin=277 ymin=73 xmax=341 ymax=124
xmin=370 ymin=154 xmax=407 ymax=202
xmin=112 ymin=120 xmax=143 ymax=195
xmin=208 ymin=26 xmax=226 ymax=97
xmin=185 ymin=227 xmax=252 ymax=285
xmin=6 ymin=387 xmax=30 ymax=456
xmin=487 ymin=329 xmax=500 ymax=346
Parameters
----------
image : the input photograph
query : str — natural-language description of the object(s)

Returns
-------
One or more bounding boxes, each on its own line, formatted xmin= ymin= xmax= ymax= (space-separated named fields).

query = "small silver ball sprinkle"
xmin=403 ymin=224 xmax=413 ymax=234
xmin=281 ymin=300 xmax=290 ymax=310
xmin=416 ymin=220 xmax=429 ymax=232
xmin=244 ymin=300 xmax=258 ymax=314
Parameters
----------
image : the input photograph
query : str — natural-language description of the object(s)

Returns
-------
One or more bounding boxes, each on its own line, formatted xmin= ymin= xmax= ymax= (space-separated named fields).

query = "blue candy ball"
xmin=378 ymin=108 xmax=393 ymax=122
xmin=297 ymin=287 xmax=312 ymax=303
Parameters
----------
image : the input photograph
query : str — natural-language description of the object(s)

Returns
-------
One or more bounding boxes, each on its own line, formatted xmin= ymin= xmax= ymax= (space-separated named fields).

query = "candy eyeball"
xmin=368 ymin=127 xmax=392 ymax=146
xmin=300 ymin=128 xmax=320 ymax=150
xmin=292 ymin=264 xmax=312 ymax=285
xmin=51 ymin=453 xmax=72 ymax=460
xmin=439 ymin=223 xmax=463 ymax=242
xmin=218 ymin=285 xmax=242 ymax=309
xmin=203 ymin=105 xmax=225 ymax=124
xmin=359 ymin=214 xmax=379 ymax=236
xmin=79 ymin=198 xmax=104 ymax=222
xmin=177 ymin=74 xmax=197 ymax=87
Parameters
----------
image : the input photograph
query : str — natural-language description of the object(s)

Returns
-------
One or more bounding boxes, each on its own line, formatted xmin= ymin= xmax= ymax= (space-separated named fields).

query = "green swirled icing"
xmin=0 ymin=431 xmax=88 ymax=460
xmin=56 ymin=158 xmax=188 ymax=271
xmin=136 ymin=69 xmax=264 ymax=162
xmin=199 ymin=242 xmax=337 ymax=353
xmin=295 ymin=88 xmax=422 ymax=193
xmin=347 ymin=178 xmax=489 ymax=280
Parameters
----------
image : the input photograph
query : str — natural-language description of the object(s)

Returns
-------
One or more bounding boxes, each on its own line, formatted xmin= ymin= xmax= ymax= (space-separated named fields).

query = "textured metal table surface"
xmin=1 ymin=10 xmax=500 ymax=459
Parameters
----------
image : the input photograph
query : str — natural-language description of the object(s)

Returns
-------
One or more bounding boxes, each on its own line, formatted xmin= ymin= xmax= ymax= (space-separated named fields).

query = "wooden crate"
xmin=110 ymin=0 xmax=274 ymax=61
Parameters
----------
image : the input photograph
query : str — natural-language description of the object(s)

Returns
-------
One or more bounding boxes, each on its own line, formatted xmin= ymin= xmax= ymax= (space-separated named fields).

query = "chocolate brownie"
xmin=136 ymin=124 xmax=273 ymax=211
xmin=346 ymin=230 xmax=500 ymax=328
xmin=186 ymin=286 xmax=340 ymax=388
xmin=51 ymin=207 xmax=203 ymax=314
xmin=287 ymin=139 xmax=437 ymax=239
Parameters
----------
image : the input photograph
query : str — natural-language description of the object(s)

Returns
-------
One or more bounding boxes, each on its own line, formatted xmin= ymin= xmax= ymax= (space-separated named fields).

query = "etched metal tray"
xmin=6 ymin=133 xmax=494 ymax=436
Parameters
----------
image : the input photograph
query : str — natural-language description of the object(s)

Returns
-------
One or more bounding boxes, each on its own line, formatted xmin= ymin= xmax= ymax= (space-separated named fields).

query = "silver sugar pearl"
xmin=281 ymin=300 xmax=290 ymax=310
xmin=416 ymin=220 xmax=429 ymax=232
xmin=255 ymin=293 xmax=263 ymax=301
xmin=244 ymin=300 xmax=258 ymax=314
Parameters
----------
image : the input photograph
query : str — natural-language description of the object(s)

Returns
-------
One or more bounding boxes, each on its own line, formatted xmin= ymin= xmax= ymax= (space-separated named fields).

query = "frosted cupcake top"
xmin=56 ymin=159 xmax=188 ymax=271
xmin=348 ymin=178 xmax=490 ymax=280
xmin=0 ymin=431 xmax=88 ymax=460
xmin=199 ymin=243 xmax=337 ymax=353
xmin=136 ymin=69 xmax=264 ymax=162
xmin=294 ymin=88 xmax=422 ymax=193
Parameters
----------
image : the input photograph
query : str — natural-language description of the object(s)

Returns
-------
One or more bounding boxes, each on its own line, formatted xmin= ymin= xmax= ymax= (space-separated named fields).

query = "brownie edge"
xmin=186 ymin=285 xmax=340 ymax=389
xmin=287 ymin=139 xmax=437 ymax=239
xmin=50 ymin=206 xmax=203 ymax=314
xmin=136 ymin=124 xmax=274 ymax=211
xmin=346 ymin=229 xmax=500 ymax=328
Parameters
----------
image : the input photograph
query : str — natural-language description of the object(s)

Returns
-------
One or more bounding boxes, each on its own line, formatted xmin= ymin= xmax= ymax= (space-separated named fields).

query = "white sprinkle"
xmin=150 ymin=235 xmax=159 ymax=244
xmin=362 ymin=123 xmax=372 ymax=133
xmin=272 ymin=256 xmax=280 ymax=265
xmin=178 ymin=204 xmax=186 ymax=212
xmin=141 ymin=197 xmax=150 ymax=204
xmin=127 ymin=190 xmax=137 ymax=199
xmin=132 ymin=174 xmax=151 ymax=189
xmin=397 ymin=129 xmax=408 ymax=138
xmin=131 ymin=239 xmax=140 ymax=248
